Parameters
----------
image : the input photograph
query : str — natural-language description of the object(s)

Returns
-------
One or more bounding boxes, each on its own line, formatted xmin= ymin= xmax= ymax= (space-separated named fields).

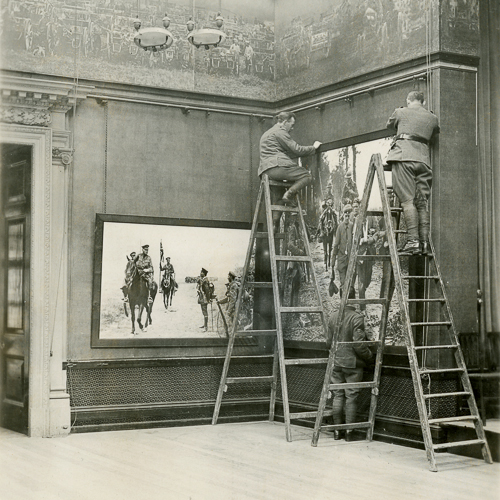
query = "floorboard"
xmin=0 ymin=422 xmax=499 ymax=500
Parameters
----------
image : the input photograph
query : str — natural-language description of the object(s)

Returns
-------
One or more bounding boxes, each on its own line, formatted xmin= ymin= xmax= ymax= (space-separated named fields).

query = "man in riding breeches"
xmin=386 ymin=91 xmax=440 ymax=255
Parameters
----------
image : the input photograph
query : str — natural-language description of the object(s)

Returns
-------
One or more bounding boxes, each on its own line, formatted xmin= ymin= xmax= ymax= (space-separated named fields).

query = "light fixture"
xmin=133 ymin=8 xmax=174 ymax=52
xmin=187 ymin=11 xmax=226 ymax=50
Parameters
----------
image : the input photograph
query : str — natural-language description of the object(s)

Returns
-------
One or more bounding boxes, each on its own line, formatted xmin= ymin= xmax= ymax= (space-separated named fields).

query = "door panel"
xmin=1 ymin=144 xmax=31 ymax=434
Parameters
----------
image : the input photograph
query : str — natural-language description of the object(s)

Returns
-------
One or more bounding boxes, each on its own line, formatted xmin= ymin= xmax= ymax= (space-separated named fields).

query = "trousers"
xmin=331 ymin=366 xmax=364 ymax=424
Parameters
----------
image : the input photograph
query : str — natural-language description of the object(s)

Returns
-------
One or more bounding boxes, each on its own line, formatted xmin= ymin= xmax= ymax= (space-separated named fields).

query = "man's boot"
xmin=399 ymin=200 xmax=420 ymax=254
xmin=281 ymin=177 xmax=311 ymax=207
xmin=416 ymin=200 xmax=430 ymax=255
xmin=204 ymin=317 xmax=208 ymax=332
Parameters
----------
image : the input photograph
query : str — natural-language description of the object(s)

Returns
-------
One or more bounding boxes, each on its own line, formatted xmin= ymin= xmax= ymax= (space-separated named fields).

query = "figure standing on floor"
xmin=386 ymin=90 xmax=440 ymax=255
xmin=327 ymin=289 xmax=373 ymax=441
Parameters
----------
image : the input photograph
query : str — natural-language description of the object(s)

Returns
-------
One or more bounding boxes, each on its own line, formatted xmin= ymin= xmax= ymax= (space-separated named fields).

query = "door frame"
xmin=1 ymin=125 xmax=54 ymax=437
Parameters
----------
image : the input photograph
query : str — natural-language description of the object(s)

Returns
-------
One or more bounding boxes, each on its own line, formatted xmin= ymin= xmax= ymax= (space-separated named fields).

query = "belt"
xmin=395 ymin=133 xmax=429 ymax=145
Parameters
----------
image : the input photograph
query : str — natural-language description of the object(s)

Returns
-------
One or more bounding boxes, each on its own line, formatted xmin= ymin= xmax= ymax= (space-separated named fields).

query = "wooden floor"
xmin=1 ymin=422 xmax=499 ymax=500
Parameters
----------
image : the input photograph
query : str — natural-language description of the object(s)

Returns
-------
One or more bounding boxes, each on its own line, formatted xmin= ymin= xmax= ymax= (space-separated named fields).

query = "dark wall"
xmin=292 ymin=74 xmax=478 ymax=334
xmin=432 ymin=67 xmax=478 ymax=334
xmin=68 ymin=96 xmax=271 ymax=360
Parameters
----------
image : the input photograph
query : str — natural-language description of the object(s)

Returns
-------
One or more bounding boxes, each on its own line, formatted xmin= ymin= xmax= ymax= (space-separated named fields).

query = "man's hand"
xmin=313 ymin=141 xmax=322 ymax=149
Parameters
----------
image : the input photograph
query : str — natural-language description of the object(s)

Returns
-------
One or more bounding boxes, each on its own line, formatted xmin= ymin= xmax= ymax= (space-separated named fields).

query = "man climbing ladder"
xmin=212 ymin=175 xmax=331 ymax=442
xmin=312 ymin=154 xmax=492 ymax=472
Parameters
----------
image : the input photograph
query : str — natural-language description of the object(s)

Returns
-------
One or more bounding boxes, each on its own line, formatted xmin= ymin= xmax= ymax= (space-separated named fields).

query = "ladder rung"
xmin=256 ymin=232 xmax=285 ymax=239
xmin=284 ymin=358 xmax=328 ymax=365
xmin=394 ymin=229 xmax=407 ymax=233
xmin=280 ymin=306 xmax=323 ymax=313
xmin=329 ymin=381 xmax=377 ymax=390
xmin=248 ymin=282 xmax=274 ymax=288
xmin=403 ymin=275 xmax=440 ymax=279
xmin=347 ymin=298 xmax=387 ymax=305
xmin=337 ymin=340 xmax=381 ymax=347
xmin=235 ymin=329 xmax=277 ymax=336
xmin=289 ymin=411 xmax=323 ymax=419
xmin=226 ymin=376 xmax=274 ymax=384
xmin=270 ymin=205 xmax=300 ymax=213
xmin=367 ymin=208 xmax=403 ymax=216
xmin=419 ymin=368 xmax=465 ymax=374
xmin=410 ymin=321 xmax=452 ymax=326
xmin=424 ymin=391 xmax=470 ymax=399
xmin=321 ymin=422 xmax=371 ymax=431
xmin=274 ymin=255 xmax=311 ymax=262
xmin=432 ymin=439 xmax=485 ymax=451
xmin=414 ymin=345 xmax=458 ymax=350
xmin=356 ymin=255 xmax=391 ymax=261
xmin=428 ymin=415 xmax=479 ymax=425
xmin=407 ymin=298 xmax=445 ymax=303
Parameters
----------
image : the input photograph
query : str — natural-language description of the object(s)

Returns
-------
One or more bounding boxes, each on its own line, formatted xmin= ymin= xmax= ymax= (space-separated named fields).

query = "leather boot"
xmin=281 ymin=177 xmax=311 ymax=207
xmin=400 ymin=200 xmax=420 ymax=254
xmin=417 ymin=202 xmax=430 ymax=255
xmin=204 ymin=317 xmax=208 ymax=331
xmin=333 ymin=430 xmax=344 ymax=440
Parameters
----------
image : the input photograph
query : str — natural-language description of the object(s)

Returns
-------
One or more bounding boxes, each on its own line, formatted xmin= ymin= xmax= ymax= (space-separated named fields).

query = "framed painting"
xmin=91 ymin=214 xmax=253 ymax=348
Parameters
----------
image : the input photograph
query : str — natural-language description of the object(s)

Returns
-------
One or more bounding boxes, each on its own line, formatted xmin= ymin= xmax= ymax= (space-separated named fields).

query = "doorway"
xmin=0 ymin=143 xmax=32 ymax=434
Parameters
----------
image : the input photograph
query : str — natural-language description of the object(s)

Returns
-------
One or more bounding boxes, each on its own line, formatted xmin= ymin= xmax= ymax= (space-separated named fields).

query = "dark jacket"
xmin=332 ymin=220 xmax=354 ymax=261
xmin=258 ymin=123 xmax=316 ymax=176
xmin=327 ymin=306 xmax=373 ymax=369
xmin=386 ymin=106 xmax=440 ymax=167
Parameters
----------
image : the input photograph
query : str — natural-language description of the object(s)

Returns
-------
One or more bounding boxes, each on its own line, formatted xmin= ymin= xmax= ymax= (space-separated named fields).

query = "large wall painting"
xmin=91 ymin=214 xmax=252 ymax=348
xmin=440 ymin=0 xmax=479 ymax=56
xmin=1 ymin=0 xmax=275 ymax=100
xmin=274 ymin=0 xmax=440 ymax=99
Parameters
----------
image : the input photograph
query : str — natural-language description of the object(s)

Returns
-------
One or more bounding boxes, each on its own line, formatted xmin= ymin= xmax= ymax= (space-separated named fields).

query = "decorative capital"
xmin=52 ymin=147 xmax=73 ymax=166
xmin=1 ymin=106 xmax=51 ymax=126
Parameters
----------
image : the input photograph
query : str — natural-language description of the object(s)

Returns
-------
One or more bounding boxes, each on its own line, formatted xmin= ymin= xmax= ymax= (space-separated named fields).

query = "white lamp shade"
xmin=134 ymin=27 xmax=174 ymax=50
xmin=188 ymin=28 xmax=226 ymax=48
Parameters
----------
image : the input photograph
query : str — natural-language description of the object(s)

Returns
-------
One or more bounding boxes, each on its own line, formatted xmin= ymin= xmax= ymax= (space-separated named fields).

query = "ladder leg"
xmin=269 ymin=339 xmax=279 ymax=421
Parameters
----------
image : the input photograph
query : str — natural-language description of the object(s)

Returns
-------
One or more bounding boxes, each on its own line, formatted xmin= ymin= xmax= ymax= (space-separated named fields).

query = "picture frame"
xmin=91 ymin=214 xmax=255 ymax=348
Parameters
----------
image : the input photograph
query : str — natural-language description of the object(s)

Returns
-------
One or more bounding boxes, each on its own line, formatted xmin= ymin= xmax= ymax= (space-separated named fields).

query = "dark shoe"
xmin=281 ymin=191 xmax=297 ymax=207
xmin=333 ymin=430 xmax=344 ymax=441
xmin=399 ymin=240 xmax=420 ymax=255
xmin=345 ymin=431 xmax=354 ymax=442
xmin=421 ymin=241 xmax=430 ymax=256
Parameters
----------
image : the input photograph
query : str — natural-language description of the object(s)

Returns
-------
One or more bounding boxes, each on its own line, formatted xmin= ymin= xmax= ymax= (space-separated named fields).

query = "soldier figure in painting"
xmin=135 ymin=244 xmax=155 ymax=303
xmin=197 ymin=268 xmax=212 ymax=332
xmin=121 ymin=251 xmax=137 ymax=303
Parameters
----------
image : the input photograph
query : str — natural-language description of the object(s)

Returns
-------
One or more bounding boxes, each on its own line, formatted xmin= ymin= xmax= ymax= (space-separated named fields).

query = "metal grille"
xmin=68 ymin=362 xmax=272 ymax=408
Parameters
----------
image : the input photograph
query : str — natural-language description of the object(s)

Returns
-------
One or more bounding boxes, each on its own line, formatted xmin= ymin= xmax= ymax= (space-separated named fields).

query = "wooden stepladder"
xmin=212 ymin=175 xmax=330 ymax=441
xmin=312 ymin=153 xmax=493 ymax=472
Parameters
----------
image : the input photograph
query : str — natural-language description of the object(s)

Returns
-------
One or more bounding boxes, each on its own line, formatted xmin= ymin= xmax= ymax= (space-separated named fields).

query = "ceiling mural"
xmin=0 ymin=0 xmax=276 ymax=100
xmin=274 ymin=0 xmax=444 ymax=99
xmin=0 ymin=0 xmax=479 ymax=101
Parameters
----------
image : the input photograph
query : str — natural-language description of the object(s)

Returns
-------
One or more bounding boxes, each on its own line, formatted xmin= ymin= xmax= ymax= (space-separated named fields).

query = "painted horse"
xmin=160 ymin=271 xmax=176 ymax=310
xmin=124 ymin=266 xmax=157 ymax=335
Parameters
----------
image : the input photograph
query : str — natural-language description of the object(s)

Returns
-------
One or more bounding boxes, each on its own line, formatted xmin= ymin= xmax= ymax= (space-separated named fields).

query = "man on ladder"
xmin=258 ymin=111 xmax=321 ymax=215
xmin=385 ymin=90 xmax=440 ymax=255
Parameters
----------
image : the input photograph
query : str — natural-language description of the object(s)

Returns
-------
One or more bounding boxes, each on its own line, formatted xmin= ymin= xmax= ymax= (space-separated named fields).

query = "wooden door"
xmin=0 ymin=144 xmax=31 ymax=434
